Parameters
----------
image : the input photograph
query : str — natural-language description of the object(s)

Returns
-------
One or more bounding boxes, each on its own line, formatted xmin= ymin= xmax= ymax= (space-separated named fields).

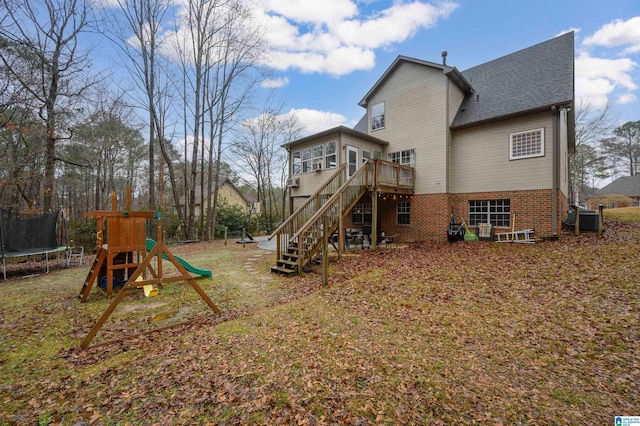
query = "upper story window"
xmin=362 ymin=147 xmax=382 ymax=162
xmin=510 ymin=128 xmax=544 ymax=160
xmin=388 ymin=149 xmax=416 ymax=168
xmin=292 ymin=140 xmax=338 ymax=175
xmin=292 ymin=151 xmax=301 ymax=175
xmin=370 ymin=101 xmax=385 ymax=131
xmin=325 ymin=141 xmax=337 ymax=169
xmin=302 ymin=148 xmax=312 ymax=173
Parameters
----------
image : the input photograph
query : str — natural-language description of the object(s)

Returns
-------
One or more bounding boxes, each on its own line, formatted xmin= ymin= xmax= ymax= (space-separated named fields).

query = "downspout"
xmin=552 ymin=106 xmax=559 ymax=238
xmin=445 ymin=76 xmax=450 ymax=195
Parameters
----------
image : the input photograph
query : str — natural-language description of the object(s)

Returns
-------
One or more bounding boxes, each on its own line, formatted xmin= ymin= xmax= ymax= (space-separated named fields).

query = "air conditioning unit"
xmin=313 ymin=162 xmax=323 ymax=171
xmin=286 ymin=177 xmax=299 ymax=188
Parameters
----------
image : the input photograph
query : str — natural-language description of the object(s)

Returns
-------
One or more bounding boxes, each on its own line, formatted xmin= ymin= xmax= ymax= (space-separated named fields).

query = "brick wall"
xmin=340 ymin=188 xmax=566 ymax=243
xmin=370 ymin=189 xmax=565 ymax=243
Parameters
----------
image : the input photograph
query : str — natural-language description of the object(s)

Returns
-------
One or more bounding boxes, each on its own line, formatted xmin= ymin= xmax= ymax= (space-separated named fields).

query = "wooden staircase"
xmin=270 ymin=163 xmax=371 ymax=275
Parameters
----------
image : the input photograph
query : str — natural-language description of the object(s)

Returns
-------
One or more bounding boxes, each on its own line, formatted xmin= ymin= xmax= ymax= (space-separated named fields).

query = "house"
xmin=271 ymin=33 xmax=575 ymax=274
xmin=591 ymin=175 xmax=640 ymax=207
xmin=177 ymin=180 xmax=251 ymax=217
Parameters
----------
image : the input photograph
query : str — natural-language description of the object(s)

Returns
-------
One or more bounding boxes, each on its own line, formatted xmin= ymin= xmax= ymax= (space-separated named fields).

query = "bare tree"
xmin=232 ymin=104 xmax=302 ymax=233
xmin=106 ymin=0 xmax=173 ymax=211
xmin=0 ymin=0 xmax=96 ymax=211
xmin=570 ymin=102 xmax=615 ymax=204
xmin=203 ymin=1 xmax=265 ymax=240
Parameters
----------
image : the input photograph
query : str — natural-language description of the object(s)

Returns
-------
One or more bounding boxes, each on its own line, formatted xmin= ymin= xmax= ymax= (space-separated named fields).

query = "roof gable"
xmin=358 ymin=56 xmax=473 ymax=108
xmin=452 ymin=32 xmax=575 ymax=129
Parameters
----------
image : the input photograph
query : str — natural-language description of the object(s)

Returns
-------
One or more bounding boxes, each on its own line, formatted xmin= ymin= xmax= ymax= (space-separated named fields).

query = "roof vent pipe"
xmin=441 ymin=51 xmax=448 ymax=66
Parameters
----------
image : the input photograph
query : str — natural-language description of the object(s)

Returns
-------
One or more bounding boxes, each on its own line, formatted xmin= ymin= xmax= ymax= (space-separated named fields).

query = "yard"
xmin=1 ymin=209 xmax=639 ymax=425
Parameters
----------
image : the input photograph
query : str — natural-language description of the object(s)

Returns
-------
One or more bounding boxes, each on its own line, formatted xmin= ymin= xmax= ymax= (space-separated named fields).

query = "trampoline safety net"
xmin=0 ymin=208 xmax=60 ymax=253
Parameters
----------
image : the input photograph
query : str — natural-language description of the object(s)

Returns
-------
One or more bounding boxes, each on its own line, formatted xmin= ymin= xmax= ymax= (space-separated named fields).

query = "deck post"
xmin=372 ymin=189 xmax=378 ymax=249
xmin=338 ymin=196 xmax=344 ymax=260
xmin=322 ymin=215 xmax=329 ymax=285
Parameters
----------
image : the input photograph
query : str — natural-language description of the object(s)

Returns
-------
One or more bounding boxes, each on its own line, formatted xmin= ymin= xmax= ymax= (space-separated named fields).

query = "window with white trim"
xmin=302 ymin=148 xmax=312 ymax=173
xmin=293 ymin=141 xmax=338 ymax=174
xmin=397 ymin=202 xmax=410 ymax=224
xmin=292 ymin=151 xmax=301 ymax=175
xmin=468 ymin=200 xmax=511 ymax=227
xmin=362 ymin=147 xmax=382 ymax=162
xmin=313 ymin=144 xmax=323 ymax=168
xmin=388 ymin=149 xmax=416 ymax=168
xmin=510 ymin=128 xmax=544 ymax=160
xmin=325 ymin=141 xmax=337 ymax=169
xmin=370 ymin=101 xmax=385 ymax=131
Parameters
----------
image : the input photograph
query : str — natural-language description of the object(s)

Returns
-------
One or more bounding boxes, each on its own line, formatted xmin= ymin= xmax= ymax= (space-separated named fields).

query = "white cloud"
xmin=252 ymin=0 xmax=457 ymax=76
xmin=334 ymin=1 xmax=457 ymax=49
xmin=556 ymin=27 xmax=580 ymax=38
xmin=584 ymin=16 xmax=640 ymax=54
xmin=284 ymin=108 xmax=348 ymax=134
xmin=575 ymin=52 xmax=638 ymax=109
xmin=618 ymin=93 xmax=637 ymax=105
xmin=259 ymin=0 xmax=357 ymax=24
xmin=261 ymin=77 xmax=290 ymax=89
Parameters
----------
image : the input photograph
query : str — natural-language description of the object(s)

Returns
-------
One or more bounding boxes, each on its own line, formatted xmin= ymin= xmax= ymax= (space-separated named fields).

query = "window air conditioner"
xmin=313 ymin=162 xmax=323 ymax=171
xmin=286 ymin=177 xmax=299 ymax=188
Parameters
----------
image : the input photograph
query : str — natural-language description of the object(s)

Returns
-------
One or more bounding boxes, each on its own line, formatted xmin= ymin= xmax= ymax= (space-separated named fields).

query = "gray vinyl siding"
xmin=449 ymin=112 xmax=554 ymax=193
xmin=366 ymin=62 xmax=449 ymax=194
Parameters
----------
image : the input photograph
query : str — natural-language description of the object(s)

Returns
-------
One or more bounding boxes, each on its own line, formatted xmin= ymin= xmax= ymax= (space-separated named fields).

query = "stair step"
xmin=270 ymin=265 xmax=296 ymax=275
xmin=277 ymin=259 xmax=298 ymax=267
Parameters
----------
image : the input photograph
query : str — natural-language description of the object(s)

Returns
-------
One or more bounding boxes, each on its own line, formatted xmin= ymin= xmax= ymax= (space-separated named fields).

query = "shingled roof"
xmin=451 ymin=32 xmax=575 ymax=129
xmin=596 ymin=175 xmax=640 ymax=198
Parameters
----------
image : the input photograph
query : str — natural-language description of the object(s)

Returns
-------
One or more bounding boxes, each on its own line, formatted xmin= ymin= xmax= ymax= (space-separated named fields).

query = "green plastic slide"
xmin=145 ymin=238 xmax=212 ymax=278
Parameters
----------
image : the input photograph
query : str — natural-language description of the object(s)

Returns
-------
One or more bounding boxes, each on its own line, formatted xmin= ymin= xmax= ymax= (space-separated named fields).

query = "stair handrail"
xmin=291 ymin=161 xmax=372 ymax=241
xmin=268 ymin=163 xmax=347 ymax=241
xmin=290 ymin=161 xmax=373 ymax=269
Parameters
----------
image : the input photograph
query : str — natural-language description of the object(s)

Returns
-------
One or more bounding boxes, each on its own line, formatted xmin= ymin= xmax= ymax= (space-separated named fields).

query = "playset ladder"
xmin=78 ymin=247 xmax=107 ymax=302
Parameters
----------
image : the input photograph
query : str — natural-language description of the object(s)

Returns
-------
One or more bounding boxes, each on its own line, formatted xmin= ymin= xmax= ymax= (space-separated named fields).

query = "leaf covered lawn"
xmin=1 ymin=218 xmax=639 ymax=425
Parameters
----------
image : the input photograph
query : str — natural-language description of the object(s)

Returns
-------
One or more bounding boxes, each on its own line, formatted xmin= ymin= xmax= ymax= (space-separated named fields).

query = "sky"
xmin=242 ymin=0 xmax=640 ymax=134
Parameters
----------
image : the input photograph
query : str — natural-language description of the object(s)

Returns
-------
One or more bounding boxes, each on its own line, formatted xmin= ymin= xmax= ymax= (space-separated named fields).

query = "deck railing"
xmin=290 ymin=161 xmax=373 ymax=270
xmin=373 ymin=159 xmax=414 ymax=189
xmin=272 ymin=159 xmax=415 ymax=272
xmin=269 ymin=164 xmax=347 ymax=259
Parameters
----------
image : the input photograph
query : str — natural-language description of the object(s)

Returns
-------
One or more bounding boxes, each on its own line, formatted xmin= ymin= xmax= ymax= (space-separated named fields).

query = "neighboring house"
xmin=272 ymin=33 xmax=575 ymax=274
xmin=177 ymin=180 xmax=251 ymax=216
xmin=591 ymin=175 xmax=640 ymax=207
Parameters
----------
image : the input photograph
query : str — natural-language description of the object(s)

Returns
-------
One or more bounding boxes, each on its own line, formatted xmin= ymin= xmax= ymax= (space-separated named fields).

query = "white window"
xmin=388 ymin=149 xmax=416 ymax=168
xmin=370 ymin=101 xmax=385 ymax=131
xmin=292 ymin=151 xmax=301 ymax=175
xmin=362 ymin=147 xmax=382 ymax=162
xmin=397 ymin=202 xmax=410 ymax=224
xmin=313 ymin=144 xmax=323 ymax=168
xmin=469 ymin=200 xmax=511 ymax=227
xmin=302 ymin=148 xmax=312 ymax=173
xmin=510 ymin=128 xmax=544 ymax=160
xmin=294 ymin=142 xmax=338 ymax=174
xmin=325 ymin=141 xmax=337 ymax=169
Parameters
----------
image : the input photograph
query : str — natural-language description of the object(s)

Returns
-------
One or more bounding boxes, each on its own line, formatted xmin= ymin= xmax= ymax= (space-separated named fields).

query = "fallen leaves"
xmin=1 ymin=221 xmax=639 ymax=424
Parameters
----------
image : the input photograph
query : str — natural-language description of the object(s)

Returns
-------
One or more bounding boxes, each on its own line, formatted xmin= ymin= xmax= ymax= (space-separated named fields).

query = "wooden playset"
xmin=78 ymin=188 xmax=219 ymax=349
